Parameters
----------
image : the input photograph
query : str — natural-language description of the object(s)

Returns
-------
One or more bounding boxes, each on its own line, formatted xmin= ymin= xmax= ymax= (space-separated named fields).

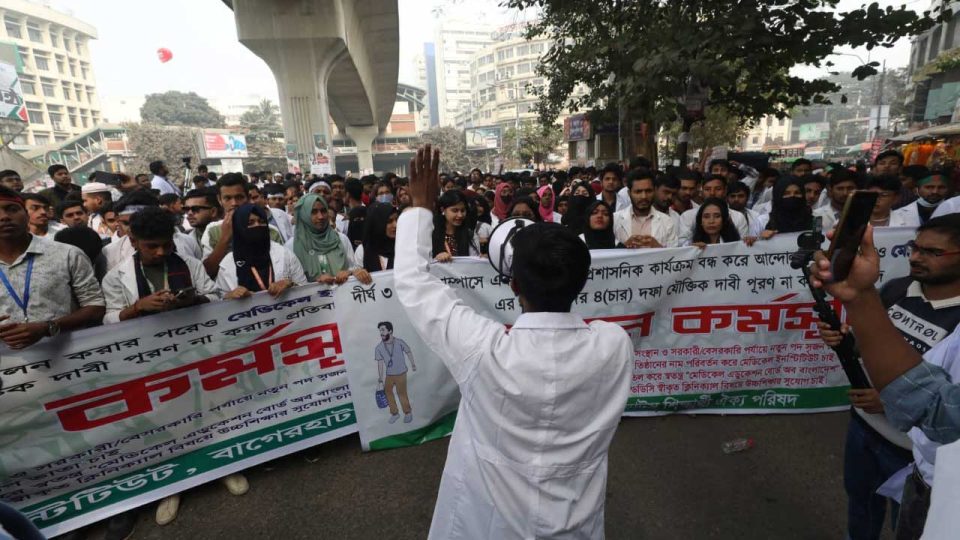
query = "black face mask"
xmin=243 ymin=225 xmax=271 ymax=247
xmin=779 ymin=196 xmax=805 ymax=213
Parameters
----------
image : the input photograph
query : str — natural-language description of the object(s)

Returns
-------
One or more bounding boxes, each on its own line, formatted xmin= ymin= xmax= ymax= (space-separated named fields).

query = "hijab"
xmin=562 ymin=194 xmax=594 ymax=237
xmin=346 ymin=206 xmax=367 ymax=248
xmin=493 ymin=183 xmax=512 ymax=221
xmin=582 ymin=200 xmax=616 ymax=249
xmin=293 ymin=193 xmax=347 ymax=280
xmin=767 ymin=176 xmax=812 ymax=233
xmin=537 ymin=185 xmax=555 ymax=222
xmin=232 ymin=204 xmax=274 ymax=292
xmin=362 ymin=202 xmax=398 ymax=272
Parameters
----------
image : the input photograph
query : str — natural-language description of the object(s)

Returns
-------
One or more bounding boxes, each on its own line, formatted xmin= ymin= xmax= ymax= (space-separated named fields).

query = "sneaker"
xmin=403 ymin=413 xmax=413 ymax=423
xmin=388 ymin=413 xmax=400 ymax=424
xmin=104 ymin=510 xmax=137 ymax=540
xmin=221 ymin=473 xmax=249 ymax=496
xmin=155 ymin=494 xmax=180 ymax=525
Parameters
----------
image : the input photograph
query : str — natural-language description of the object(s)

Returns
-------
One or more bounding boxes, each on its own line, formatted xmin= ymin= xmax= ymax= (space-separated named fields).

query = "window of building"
xmin=69 ymin=61 xmax=77 ymax=77
xmin=530 ymin=43 xmax=545 ymax=54
xmin=56 ymin=58 xmax=64 ymax=74
xmin=34 ymin=55 xmax=49 ymax=71
xmin=26 ymin=23 xmax=43 ymax=43
xmin=54 ymin=134 xmax=68 ymax=143
xmin=752 ymin=136 xmax=759 ymax=144
xmin=61 ymin=83 xmax=70 ymax=100
xmin=40 ymin=79 xmax=56 ymax=97
xmin=49 ymin=113 xmax=63 ymax=130
xmin=74 ymin=38 xmax=83 ymax=54
xmin=63 ymin=38 xmax=71 ymax=52
xmin=69 ymin=115 xmax=77 ymax=128
xmin=12 ymin=134 xmax=27 ymax=146
xmin=80 ymin=115 xmax=88 ymax=128
xmin=766 ymin=116 xmax=773 ymax=126
xmin=4 ymin=18 xmax=21 ymax=39
xmin=27 ymin=110 xmax=44 ymax=124
xmin=516 ymin=44 xmax=529 ymax=56
xmin=517 ymin=62 xmax=531 ymax=74
xmin=80 ymin=64 xmax=88 ymax=80
xmin=49 ymin=32 xmax=59 ymax=47
xmin=33 ymin=132 xmax=50 ymax=145
xmin=518 ymin=103 xmax=532 ymax=114
xmin=75 ymin=84 xmax=84 ymax=100
xmin=20 ymin=79 xmax=35 ymax=95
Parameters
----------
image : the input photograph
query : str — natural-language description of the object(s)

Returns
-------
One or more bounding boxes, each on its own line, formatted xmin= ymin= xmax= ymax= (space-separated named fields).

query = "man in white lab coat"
xmin=395 ymin=145 xmax=633 ymax=540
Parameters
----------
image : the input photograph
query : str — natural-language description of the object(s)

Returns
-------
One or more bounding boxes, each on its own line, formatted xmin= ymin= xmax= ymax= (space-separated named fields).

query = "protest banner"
xmin=336 ymin=229 xmax=914 ymax=449
xmin=0 ymin=285 xmax=355 ymax=538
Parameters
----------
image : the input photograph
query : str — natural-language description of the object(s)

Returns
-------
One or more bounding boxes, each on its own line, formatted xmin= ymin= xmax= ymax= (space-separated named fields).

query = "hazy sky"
xmin=46 ymin=0 xmax=924 ymax=105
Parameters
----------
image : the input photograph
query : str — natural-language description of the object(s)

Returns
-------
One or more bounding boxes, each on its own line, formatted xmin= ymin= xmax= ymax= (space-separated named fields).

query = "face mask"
xmin=917 ymin=197 xmax=942 ymax=208
xmin=376 ymin=194 xmax=394 ymax=204
xmin=779 ymin=196 xmax=805 ymax=212
xmin=244 ymin=225 xmax=270 ymax=245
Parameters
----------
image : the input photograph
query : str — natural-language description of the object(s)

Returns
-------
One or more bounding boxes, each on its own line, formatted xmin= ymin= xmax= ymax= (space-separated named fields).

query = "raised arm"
xmin=394 ymin=145 xmax=503 ymax=383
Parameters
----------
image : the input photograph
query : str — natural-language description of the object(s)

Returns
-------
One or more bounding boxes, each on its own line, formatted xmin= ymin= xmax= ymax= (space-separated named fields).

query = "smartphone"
xmin=174 ymin=287 xmax=196 ymax=300
xmin=826 ymin=191 xmax=879 ymax=282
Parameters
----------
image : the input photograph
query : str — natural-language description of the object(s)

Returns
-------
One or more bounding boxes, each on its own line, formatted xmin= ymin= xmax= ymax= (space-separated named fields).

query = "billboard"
xmin=564 ymin=113 xmax=592 ymax=141
xmin=0 ymin=61 xmax=26 ymax=123
xmin=465 ymin=126 xmax=502 ymax=151
xmin=202 ymin=132 xmax=248 ymax=159
xmin=798 ymin=122 xmax=829 ymax=142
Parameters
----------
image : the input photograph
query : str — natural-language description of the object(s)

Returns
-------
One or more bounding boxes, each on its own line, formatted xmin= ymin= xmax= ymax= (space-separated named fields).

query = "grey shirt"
xmin=0 ymin=235 xmax=105 ymax=323
xmin=375 ymin=337 xmax=412 ymax=376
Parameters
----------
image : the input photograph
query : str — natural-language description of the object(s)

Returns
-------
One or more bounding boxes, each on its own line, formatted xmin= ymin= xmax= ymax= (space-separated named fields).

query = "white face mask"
xmin=376 ymin=194 xmax=394 ymax=204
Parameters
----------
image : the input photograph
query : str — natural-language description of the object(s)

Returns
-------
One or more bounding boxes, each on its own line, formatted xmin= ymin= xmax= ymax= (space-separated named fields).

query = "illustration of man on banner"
xmin=375 ymin=321 xmax=416 ymax=424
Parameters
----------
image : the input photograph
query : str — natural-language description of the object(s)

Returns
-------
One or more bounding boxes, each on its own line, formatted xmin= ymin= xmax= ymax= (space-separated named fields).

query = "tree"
xmin=123 ymin=123 xmax=202 ymax=177
xmin=240 ymin=99 xmax=285 ymax=173
xmin=140 ymin=91 xmax=225 ymax=128
xmin=501 ymin=121 xmax=563 ymax=167
xmin=660 ymin=106 xmax=749 ymax=163
xmin=419 ymin=126 xmax=477 ymax=172
xmin=503 ymin=0 xmax=943 ymax=165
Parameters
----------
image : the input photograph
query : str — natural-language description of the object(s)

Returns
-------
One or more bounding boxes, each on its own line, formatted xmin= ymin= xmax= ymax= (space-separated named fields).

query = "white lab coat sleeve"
xmin=734 ymin=212 xmax=749 ymax=239
xmin=216 ymin=255 xmax=237 ymax=294
xmin=339 ymin=232 xmax=359 ymax=270
xmin=394 ymin=208 xmax=504 ymax=384
xmin=283 ymin=248 xmax=309 ymax=285
xmin=661 ymin=217 xmax=679 ymax=248
xmin=101 ymin=268 xmax=129 ymax=325
xmin=176 ymin=232 xmax=202 ymax=260
xmin=200 ymin=225 xmax=215 ymax=258
xmin=677 ymin=211 xmax=696 ymax=246
xmin=185 ymin=255 xmax=221 ymax=302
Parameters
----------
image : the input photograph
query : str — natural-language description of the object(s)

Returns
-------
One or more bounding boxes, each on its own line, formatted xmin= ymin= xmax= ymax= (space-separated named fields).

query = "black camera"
xmin=181 ymin=157 xmax=191 ymax=167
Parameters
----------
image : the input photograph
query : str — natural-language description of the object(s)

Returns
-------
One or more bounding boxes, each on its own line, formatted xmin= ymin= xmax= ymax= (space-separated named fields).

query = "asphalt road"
xmin=82 ymin=411 xmax=895 ymax=540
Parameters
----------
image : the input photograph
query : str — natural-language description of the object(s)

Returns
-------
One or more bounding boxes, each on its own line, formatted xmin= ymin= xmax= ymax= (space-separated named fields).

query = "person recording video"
xmin=394 ymin=145 xmax=633 ymax=539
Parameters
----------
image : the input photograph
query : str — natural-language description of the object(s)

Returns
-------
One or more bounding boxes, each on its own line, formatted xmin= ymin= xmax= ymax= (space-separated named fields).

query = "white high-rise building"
xmin=0 ymin=0 xmax=101 ymax=148
xmin=433 ymin=21 xmax=495 ymax=126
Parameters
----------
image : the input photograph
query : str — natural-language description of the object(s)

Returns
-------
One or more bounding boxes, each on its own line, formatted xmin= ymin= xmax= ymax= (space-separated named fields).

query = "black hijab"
xmin=767 ymin=175 xmax=813 ymax=233
xmin=232 ymin=203 xmax=273 ymax=291
xmin=362 ymin=203 xmax=398 ymax=272
xmin=581 ymin=200 xmax=616 ymax=249
xmin=347 ymin=206 xmax=367 ymax=248
xmin=562 ymin=194 xmax=594 ymax=237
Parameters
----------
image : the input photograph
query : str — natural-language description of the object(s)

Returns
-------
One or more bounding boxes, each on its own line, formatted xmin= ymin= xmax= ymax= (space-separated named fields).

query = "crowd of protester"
xmin=1 ymin=148 xmax=959 ymax=539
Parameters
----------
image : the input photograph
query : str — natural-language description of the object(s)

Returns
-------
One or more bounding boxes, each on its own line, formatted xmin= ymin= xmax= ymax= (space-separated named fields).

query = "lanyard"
xmin=0 ymin=253 xmax=35 ymax=319
xmin=250 ymin=266 xmax=273 ymax=291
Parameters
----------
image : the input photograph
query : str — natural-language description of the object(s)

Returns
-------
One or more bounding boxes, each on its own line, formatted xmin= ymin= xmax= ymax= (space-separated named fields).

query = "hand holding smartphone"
xmin=826 ymin=191 xmax=878 ymax=282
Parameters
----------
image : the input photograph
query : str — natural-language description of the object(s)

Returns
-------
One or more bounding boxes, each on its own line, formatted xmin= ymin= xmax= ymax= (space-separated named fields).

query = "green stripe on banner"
xmin=369 ymin=411 xmax=458 ymax=451
xmin=625 ymin=386 xmax=850 ymax=412
xmin=19 ymin=404 xmax=356 ymax=530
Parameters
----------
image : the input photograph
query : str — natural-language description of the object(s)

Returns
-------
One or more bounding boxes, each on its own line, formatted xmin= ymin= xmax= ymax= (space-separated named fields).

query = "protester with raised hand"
xmin=395 ymin=144 xmax=632 ymax=539
xmin=289 ymin=192 xmax=370 ymax=285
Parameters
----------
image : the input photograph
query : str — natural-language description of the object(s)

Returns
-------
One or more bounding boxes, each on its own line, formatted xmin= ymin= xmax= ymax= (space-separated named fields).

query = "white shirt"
xmin=395 ymin=208 xmax=632 ymax=540
xmin=612 ymin=207 xmax=678 ymax=248
xmin=101 ymin=253 xmax=220 ymax=324
xmin=678 ymin=206 xmax=750 ymax=245
xmin=268 ymin=207 xmax=294 ymax=242
xmin=150 ymin=175 xmax=181 ymax=196
xmin=283 ymin=233 xmax=359 ymax=273
xmin=932 ymin=194 xmax=960 ymax=219
xmin=102 ymin=233 xmax=202 ymax=273
xmin=215 ymin=242 xmax=308 ymax=294
xmin=198 ymin=219 xmax=284 ymax=258
xmin=596 ymin=188 xmax=631 ymax=213
xmin=922 ymin=439 xmax=960 ymax=539
xmin=891 ymin=201 xmax=923 ymax=229
xmin=812 ymin=204 xmax=841 ymax=231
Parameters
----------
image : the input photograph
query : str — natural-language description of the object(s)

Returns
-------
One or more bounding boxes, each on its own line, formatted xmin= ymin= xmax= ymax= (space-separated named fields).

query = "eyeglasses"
xmin=184 ymin=205 xmax=213 ymax=213
xmin=906 ymin=240 xmax=960 ymax=258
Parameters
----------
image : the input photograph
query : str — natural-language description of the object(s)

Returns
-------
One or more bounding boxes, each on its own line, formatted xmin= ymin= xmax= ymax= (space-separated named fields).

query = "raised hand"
xmin=408 ymin=144 xmax=441 ymax=210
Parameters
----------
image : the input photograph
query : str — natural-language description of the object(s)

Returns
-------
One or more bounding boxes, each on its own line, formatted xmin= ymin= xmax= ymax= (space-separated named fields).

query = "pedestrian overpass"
xmin=223 ymin=0 xmax=399 ymax=173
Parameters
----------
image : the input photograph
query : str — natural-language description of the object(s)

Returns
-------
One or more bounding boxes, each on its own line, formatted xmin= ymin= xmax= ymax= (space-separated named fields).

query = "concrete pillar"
xmin=345 ymin=125 xmax=378 ymax=173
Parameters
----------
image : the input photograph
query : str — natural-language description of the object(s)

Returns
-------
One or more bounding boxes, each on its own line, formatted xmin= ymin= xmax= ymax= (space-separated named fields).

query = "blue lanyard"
xmin=0 ymin=253 xmax=34 ymax=319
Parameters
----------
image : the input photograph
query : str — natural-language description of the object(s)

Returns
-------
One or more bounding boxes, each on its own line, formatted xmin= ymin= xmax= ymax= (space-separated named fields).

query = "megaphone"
xmin=488 ymin=217 xmax=536 ymax=279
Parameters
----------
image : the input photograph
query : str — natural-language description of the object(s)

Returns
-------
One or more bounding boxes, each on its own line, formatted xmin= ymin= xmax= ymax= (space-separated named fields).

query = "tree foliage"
xmin=240 ymin=99 xmax=285 ymax=173
xmin=501 ymin=121 xmax=563 ymax=166
xmin=239 ymin=99 xmax=281 ymax=133
xmin=660 ymin=106 xmax=749 ymax=162
xmin=140 ymin=91 xmax=225 ymax=128
xmin=419 ymin=126 xmax=477 ymax=172
xmin=123 ymin=123 xmax=201 ymax=176
xmin=504 ymin=0 xmax=943 ymax=159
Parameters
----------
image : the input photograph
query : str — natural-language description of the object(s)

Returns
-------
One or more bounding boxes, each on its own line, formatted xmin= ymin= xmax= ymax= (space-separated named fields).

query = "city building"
xmin=0 ymin=0 xmax=101 ymax=149
xmin=906 ymin=3 xmax=960 ymax=125
xmin=412 ymin=46 xmax=436 ymax=131
xmin=433 ymin=20 xmax=495 ymax=127
xmin=741 ymin=114 xmax=794 ymax=151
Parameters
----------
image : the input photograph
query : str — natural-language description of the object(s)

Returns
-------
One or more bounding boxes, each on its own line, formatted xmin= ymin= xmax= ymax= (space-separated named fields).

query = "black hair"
xmin=432 ymin=190 xmax=476 ymax=256
xmin=791 ymin=158 xmax=813 ymax=170
xmin=361 ymin=203 xmax=399 ymax=272
xmin=569 ymin=166 xmax=583 ymax=176
xmin=474 ymin=196 xmax=492 ymax=225
xmin=262 ymin=184 xmax=285 ymax=197
xmin=828 ymin=168 xmax=862 ymax=188
xmin=374 ymin=180 xmax=395 ymax=195
xmin=21 ymin=193 xmax=51 ymax=207
xmin=759 ymin=167 xmax=780 ymax=179
xmin=866 ymin=174 xmax=902 ymax=193
xmin=626 ymin=168 xmax=655 ymax=191
xmin=600 ymin=163 xmax=622 ymax=181
xmin=377 ymin=321 xmax=393 ymax=332
xmin=676 ymin=169 xmax=700 ymax=184
xmin=703 ymin=174 xmax=727 ymax=187
xmin=874 ymin=150 xmax=904 ymax=166
xmin=216 ymin=172 xmax=248 ymax=195
xmin=149 ymin=161 xmax=165 ymax=175
xmin=53 ymin=227 xmax=102 ymax=265
xmin=708 ymin=159 xmax=731 ymax=172
xmin=654 ymin=173 xmax=680 ymax=190
xmin=207 ymin=172 xmax=217 ymax=181
xmin=918 ymin=214 xmax=960 ymax=247
xmin=508 ymin=196 xmax=541 ymax=222
xmin=902 ymin=165 xmax=932 ymax=183
xmin=582 ymin=200 xmax=615 ymax=249
xmin=56 ymin=199 xmax=84 ymax=219
xmin=130 ymin=206 xmax=176 ymax=241
xmin=192 ymin=175 xmax=208 ymax=185
xmin=197 ymin=164 xmax=208 ymax=173
xmin=0 ymin=185 xmax=20 ymax=200
xmin=727 ymin=181 xmax=750 ymax=196
xmin=511 ymin=223 xmax=591 ymax=312
xmin=803 ymin=174 xmax=826 ymax=189
xmin=113 ymin=190 xmax=160 ymax=214
xmin=158 ymin=193 xmax=181 ymax=206
xmin=48 ymin=164 xmax=68 ymax=177
xmin=629 ymin=156 xmax=653 ymax=170
xmin=0 ymin=169 xmax=19 ymax=180
xmin=454 ymin=177 xmax=469 ymax=190
xmin=345 ymin=178 xmax=363 ymax=201
xmin=691 ymin=198 xmax=740 ymax=245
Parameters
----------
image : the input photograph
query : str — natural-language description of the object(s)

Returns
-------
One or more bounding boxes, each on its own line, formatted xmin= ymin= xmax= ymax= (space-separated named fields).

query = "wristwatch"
xmin=46 ymin=320 xmax=60 ymax=338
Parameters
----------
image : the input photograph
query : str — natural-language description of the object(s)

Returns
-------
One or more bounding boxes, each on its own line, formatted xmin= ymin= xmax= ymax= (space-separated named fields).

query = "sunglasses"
xmin=184 ymin=205 xmax=213 ymax=213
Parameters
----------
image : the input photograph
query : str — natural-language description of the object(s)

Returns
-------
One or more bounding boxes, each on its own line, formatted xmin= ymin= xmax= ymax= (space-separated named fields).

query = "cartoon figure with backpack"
xmin=374 ymin=321 xmax=416 ymax=424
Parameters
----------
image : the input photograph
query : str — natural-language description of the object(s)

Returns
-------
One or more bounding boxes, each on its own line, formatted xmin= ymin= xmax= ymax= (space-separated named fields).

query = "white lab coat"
xmin=812 ymin=204 xmax=841 ymax=231
xmin=395 ymin=208 xmax=632 ymax=540
xmin=891 ymin=201 xmax=923 ymax=228
xmin=102 ymin=233 xmax=202 ymax=273
xmin=612 ymin=207 xmax=678 ymax=248
xmin=100 ymin=253 xmax=220 ymax=324
xmin=215 ymin=242 xmax=308 ymax=294
xmin=595 ymin=188 xmax=631 ymax=212
xmin=268 ymin=207 xmax=294 ymax=242
xmin=677 ymin=206 xmax=750 ymax=245
xmin=932 ymin=195 xmax=960 ymax=218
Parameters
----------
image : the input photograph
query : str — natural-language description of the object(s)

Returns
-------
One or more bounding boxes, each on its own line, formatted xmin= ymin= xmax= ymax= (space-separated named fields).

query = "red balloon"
xmin=157 ymin=48 xmax=173 ymax=63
